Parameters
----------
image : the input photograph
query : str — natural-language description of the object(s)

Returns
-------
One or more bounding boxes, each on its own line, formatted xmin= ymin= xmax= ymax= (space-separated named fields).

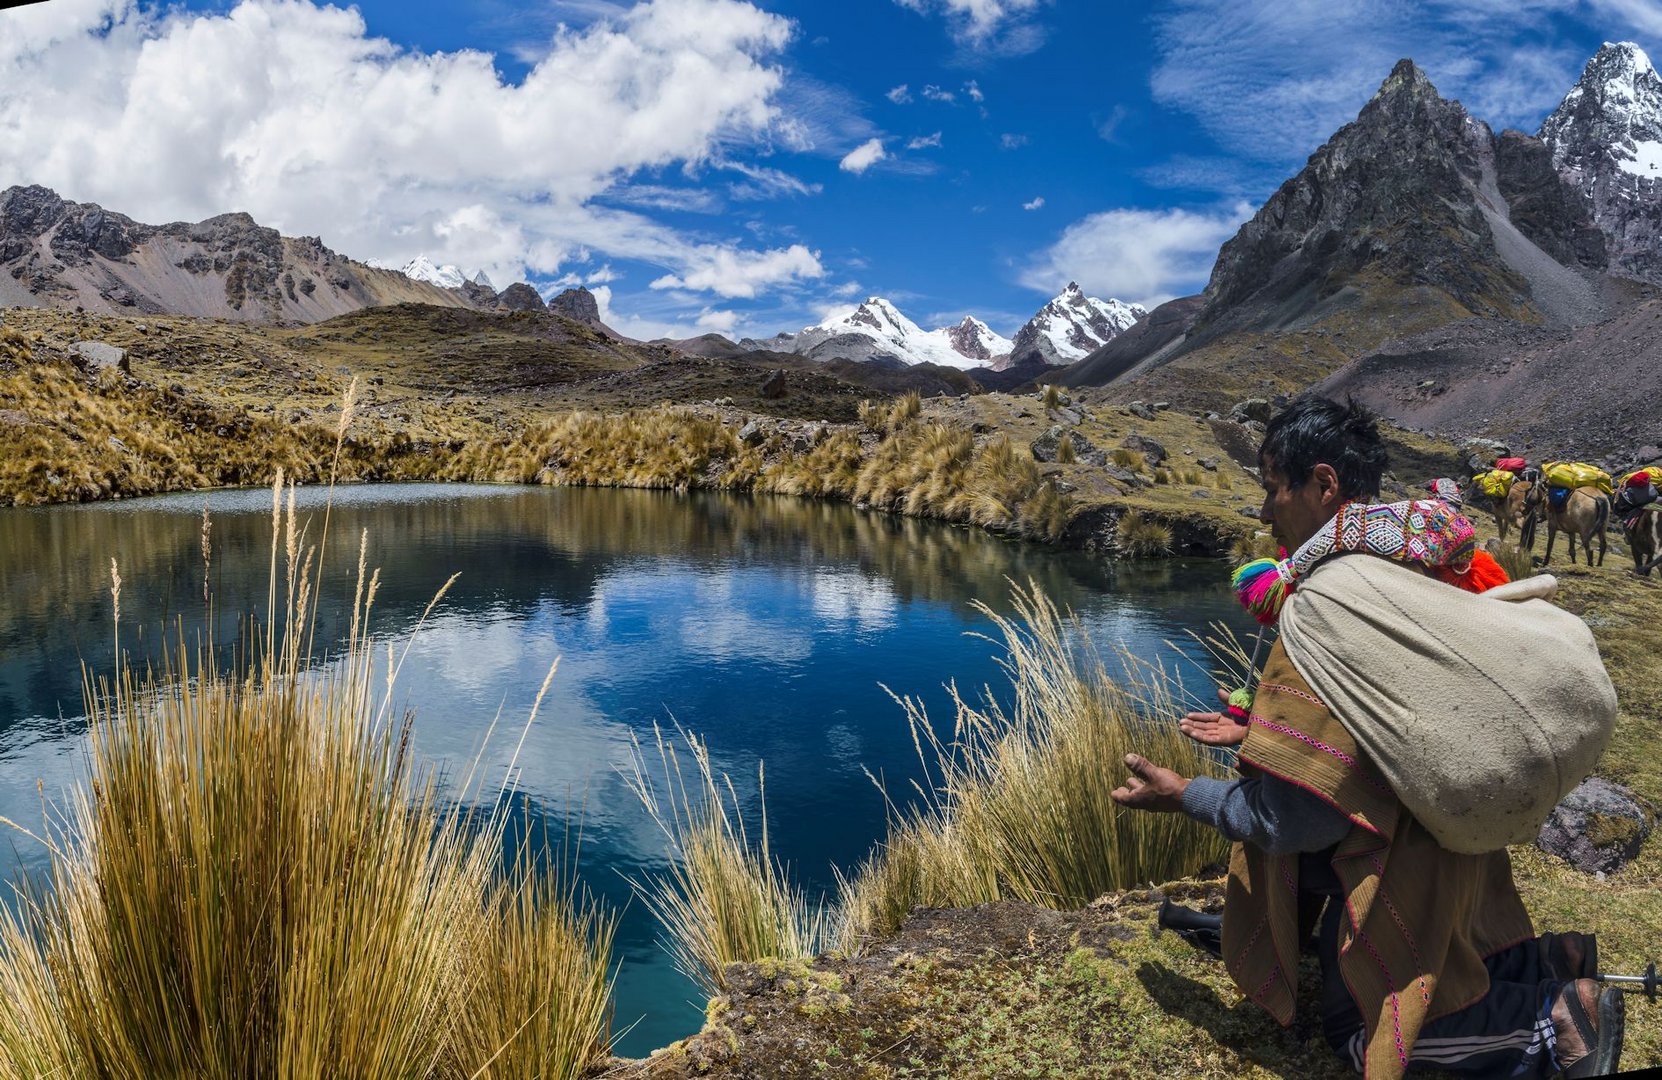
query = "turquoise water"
xmin=0 ymin=483 xmax=1253 ymax=1055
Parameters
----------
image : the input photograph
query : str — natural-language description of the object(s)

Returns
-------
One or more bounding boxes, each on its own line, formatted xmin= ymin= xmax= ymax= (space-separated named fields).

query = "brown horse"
xmin=1499 ymin=479 xmax=1537 ymax=549
xmin=1627 ymin=504 xmax=1662 ymax=576
xmin=1542 ymin=485 xmax=1610 ymax=566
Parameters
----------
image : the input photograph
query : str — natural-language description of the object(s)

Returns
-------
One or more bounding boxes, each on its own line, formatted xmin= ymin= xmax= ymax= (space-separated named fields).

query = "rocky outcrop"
xmin=1540 ymin=42 xmax=1662 ymax=286
xmin=498 ymin=282 xmax=548 ymax=313
xmin=1493 ymin=130 xmax=1608 ymax=271
xmin=547 ymin=285 xmax=599 ymax=324
xmin=0 ymin=185 xmax=489 ymax=323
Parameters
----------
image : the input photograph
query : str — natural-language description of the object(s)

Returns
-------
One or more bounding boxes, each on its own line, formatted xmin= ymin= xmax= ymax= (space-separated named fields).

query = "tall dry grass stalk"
xmin=0 ymin=431 xmax=615 ymax=1078
xmin=626 ymin=725 xmax=830 ymax=997
xmin=838 ymin=581 xmax=1229 ymax=942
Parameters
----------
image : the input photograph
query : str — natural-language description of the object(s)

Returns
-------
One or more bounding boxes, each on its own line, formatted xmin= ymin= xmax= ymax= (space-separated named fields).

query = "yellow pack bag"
xmin=1472 ymin=469 xmax=1515 ymax=499
xmin=1618 ymin=468 xmax=1658 ymax=491
xmin=1542 ymin=461 xmax=1613 ymax=495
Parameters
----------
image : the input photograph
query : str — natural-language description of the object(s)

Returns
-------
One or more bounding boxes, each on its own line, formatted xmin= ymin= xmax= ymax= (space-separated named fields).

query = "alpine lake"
xmin=0 ymin=483 xmax=1256 ymax=1055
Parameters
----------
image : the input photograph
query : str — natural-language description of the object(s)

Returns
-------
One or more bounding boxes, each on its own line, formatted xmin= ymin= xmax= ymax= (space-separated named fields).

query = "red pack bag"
xmin=1495 ymin=456 xmax=1527 ymax=473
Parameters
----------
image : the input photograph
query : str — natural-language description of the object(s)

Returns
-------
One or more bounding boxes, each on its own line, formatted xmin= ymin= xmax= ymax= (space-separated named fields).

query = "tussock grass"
xmin=627 ymin=726 xmax=830 ymax=997
xmin=1055 ymin=436 xmax=1077 ymax=464
xmin=838 ymin=582 xmax=1229 ymax=941
xmin=1230 ymin=529 xmax=1278 ymax=563
xmin=0 ymin=476 xmax=616 ymax=1079
xmin=887 ymin=389 xmax=923 ymax=432
xmin=1486 ymin=539 xmax=1536 ymax=582
xmin=1040 ymin=384 xmax=1063 ymax=412
xmin=1115 ymin=510 xmax=1173 ymax=559
xmin=1109 ymin=448 xmax=1146 ymax=471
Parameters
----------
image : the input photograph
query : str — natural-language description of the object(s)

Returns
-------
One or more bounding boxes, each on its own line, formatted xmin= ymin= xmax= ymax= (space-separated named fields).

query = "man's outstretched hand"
xmin=1110 ymin=754 xmax=1190 ymax=813
xmin=1179 ymin=686 xmax=1249 ymax=747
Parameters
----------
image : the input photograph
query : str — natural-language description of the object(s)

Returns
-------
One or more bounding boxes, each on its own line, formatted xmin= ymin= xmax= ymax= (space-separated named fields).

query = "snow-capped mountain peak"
xmin=400 ymin=254 xmax=473 ymax=290
xmin=1003 ymin=283 xmax=1146 ymax=369
xmin=1541 ymin=41 xmax=1662 ymax=179
xmin=936 ymin=316 xmax=1014 ymax=362
xmin=764 ymin=297 xmax=1012 ymax=369
xmin=1539 ymin=41 xmax=1662 ymax=283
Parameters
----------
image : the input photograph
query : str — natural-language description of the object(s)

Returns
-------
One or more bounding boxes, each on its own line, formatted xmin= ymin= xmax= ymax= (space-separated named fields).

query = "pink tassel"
xmin=1231 ymin=556 xmax=1296 ymax=625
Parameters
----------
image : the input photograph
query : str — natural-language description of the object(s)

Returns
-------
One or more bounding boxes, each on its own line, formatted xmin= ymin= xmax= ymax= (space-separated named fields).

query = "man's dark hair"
xmin=1258 ymin=396 xmax=1386 ymax=500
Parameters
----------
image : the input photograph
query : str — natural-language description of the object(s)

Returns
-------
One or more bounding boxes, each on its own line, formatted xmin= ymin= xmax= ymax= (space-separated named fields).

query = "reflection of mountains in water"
xmin=0 ymin=484 xmax=1228 ymax=730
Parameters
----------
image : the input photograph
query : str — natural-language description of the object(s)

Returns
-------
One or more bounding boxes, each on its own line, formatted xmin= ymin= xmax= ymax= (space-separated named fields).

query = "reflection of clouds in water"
xmin=590 ymin=564 xmax=815 ymax=667
xmin=810 ymin=570 xmax=898 ymax=635
xmin=303 ymin=613 xmax=674 ymax=868
xmin=400 ymin=606 xmax=549 ymax=694
xmin=823 ymin=722 xmax=863 ymax=772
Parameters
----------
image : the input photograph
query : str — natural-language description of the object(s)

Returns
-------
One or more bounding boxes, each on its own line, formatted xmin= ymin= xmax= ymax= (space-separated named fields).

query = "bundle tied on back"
xmin=1277 ymin=556 xmax=1617 ymax=854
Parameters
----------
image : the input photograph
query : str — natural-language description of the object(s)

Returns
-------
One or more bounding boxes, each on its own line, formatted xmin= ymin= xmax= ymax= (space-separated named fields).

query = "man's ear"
xmin=1311 ymin=462 xmax=1342 ymax=507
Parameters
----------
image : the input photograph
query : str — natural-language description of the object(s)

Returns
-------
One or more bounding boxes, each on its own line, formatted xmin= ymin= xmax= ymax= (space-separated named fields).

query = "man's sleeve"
xmin=1181 ymin=774 xmax=1353 ymax=854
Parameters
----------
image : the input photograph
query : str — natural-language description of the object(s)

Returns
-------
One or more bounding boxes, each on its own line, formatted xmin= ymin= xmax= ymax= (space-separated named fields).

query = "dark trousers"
xmin=1317 ymin=897 xmax=1558 ymax=1076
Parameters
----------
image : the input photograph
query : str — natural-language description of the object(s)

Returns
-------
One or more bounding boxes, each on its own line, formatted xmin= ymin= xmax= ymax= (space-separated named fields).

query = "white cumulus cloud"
xmin=0 ymin=0 xmax=822 ymax=301
xmin=649 ymin=242 xmax=823 ymax=297
xmin=894 ymin=0 xmax=1045 ymax=51
xmin=1022 ymin=196 xmax=1045 ymax=210
xmin=907 ymin=131 xmax=944 ymax=150
xmin=886 ymin=83 xmax=913 ymax=103
xmin=1020 ymin=203 xmax=1253 ymax=308
xmin=839 ymin=137 xmax=888 ymax=173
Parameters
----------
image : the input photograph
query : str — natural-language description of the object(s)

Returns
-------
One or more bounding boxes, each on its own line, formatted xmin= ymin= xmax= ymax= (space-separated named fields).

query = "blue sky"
xmin=3 ymin=0 xmax=1662 ymax=339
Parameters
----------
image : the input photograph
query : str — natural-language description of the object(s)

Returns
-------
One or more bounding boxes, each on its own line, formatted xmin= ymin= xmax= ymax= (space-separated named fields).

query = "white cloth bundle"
xmin=1278 ymin=555 xmax=1616 ymax=854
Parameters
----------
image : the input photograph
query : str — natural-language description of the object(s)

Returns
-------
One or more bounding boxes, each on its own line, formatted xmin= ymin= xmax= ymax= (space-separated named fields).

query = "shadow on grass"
xmin=1134 ymin=960 xmax=1347 ymax=1079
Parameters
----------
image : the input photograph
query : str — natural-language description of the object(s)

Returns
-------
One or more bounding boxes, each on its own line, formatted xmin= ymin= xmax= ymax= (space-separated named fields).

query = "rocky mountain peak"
xmin=1541 ymin=42 xmax=1662 ymax=173
xmin=1198 ymin=62 xmax=1528 ymax=326
xmin=940 ymin=316 xmax=1011 ymax=362
xmin=548 ymin=285 xmax=599 ymax=324
xmin=1539 ymin=41 xmax=1662 ymax=284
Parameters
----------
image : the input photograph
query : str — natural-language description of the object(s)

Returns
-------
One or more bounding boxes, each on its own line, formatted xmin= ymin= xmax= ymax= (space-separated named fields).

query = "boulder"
xmin=760 ymin=369 xmax=787 ymax=399
xmin=71 ymin=340 xmax=128 ymax=375
xmin=1229 ymin=398 xmax=1273 ymax=424
xmin=1031 ymin=426 xmax=1105 ymax=466
xmin=1198 ymin=457 xmax=1219 ymax=472
xmin=1460 ymin=437 xmax=1510 ymax=475
xmin=1120 ymin=434 xmax=1168 ymax=465
xmin=1124 ymin=401 xmax=1157 ymax=421
xmin=1535 ymin=778 xmax=1653 ymax=874
xmin=737 ymin=420 xmax=766 ymax=447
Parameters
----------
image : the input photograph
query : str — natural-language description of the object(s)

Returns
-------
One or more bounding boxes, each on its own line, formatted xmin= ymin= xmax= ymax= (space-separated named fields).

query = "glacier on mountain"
xmin=398 ymin=254 xmax=491 ymax=290
xmin=1002 ymin=283 xmax=1145 ymax=369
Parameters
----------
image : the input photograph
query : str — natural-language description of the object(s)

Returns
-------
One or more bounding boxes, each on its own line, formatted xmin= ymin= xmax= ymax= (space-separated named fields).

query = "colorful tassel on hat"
xmin=1231 ymin=556 xmax=1296 ymax=625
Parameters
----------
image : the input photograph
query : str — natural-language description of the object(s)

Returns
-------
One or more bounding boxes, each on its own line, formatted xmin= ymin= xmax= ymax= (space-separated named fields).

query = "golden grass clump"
xmin=0 ymin=484 xmax=616 ymax=1079
xmin=1153 ymin=467 xmax=1173 ymax=485
xmin=627 ymin=726 xmax=830 ymax=997
xmin=1109 ymin=448 xmax=1145 ymax=471
xmin=1486 ymin=539 xmax=1536 ymax=583
xmin=858 ymin=398 xmax=886 ymax=432
xmin=887 ymin=389 xmax=922 ymax=432
xmin=1229 ymin=528 xmax=1279 ymax=563
xmin=1040 ymin=384 xmax=1063 ymax=412
xmin=1115 ymin=509 xmax=1173 ymax=559
xmin=838 ymin=582 xmax=1229 ymax=941
xmin=1055 ymin=436 xmax=1077 ymax=464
